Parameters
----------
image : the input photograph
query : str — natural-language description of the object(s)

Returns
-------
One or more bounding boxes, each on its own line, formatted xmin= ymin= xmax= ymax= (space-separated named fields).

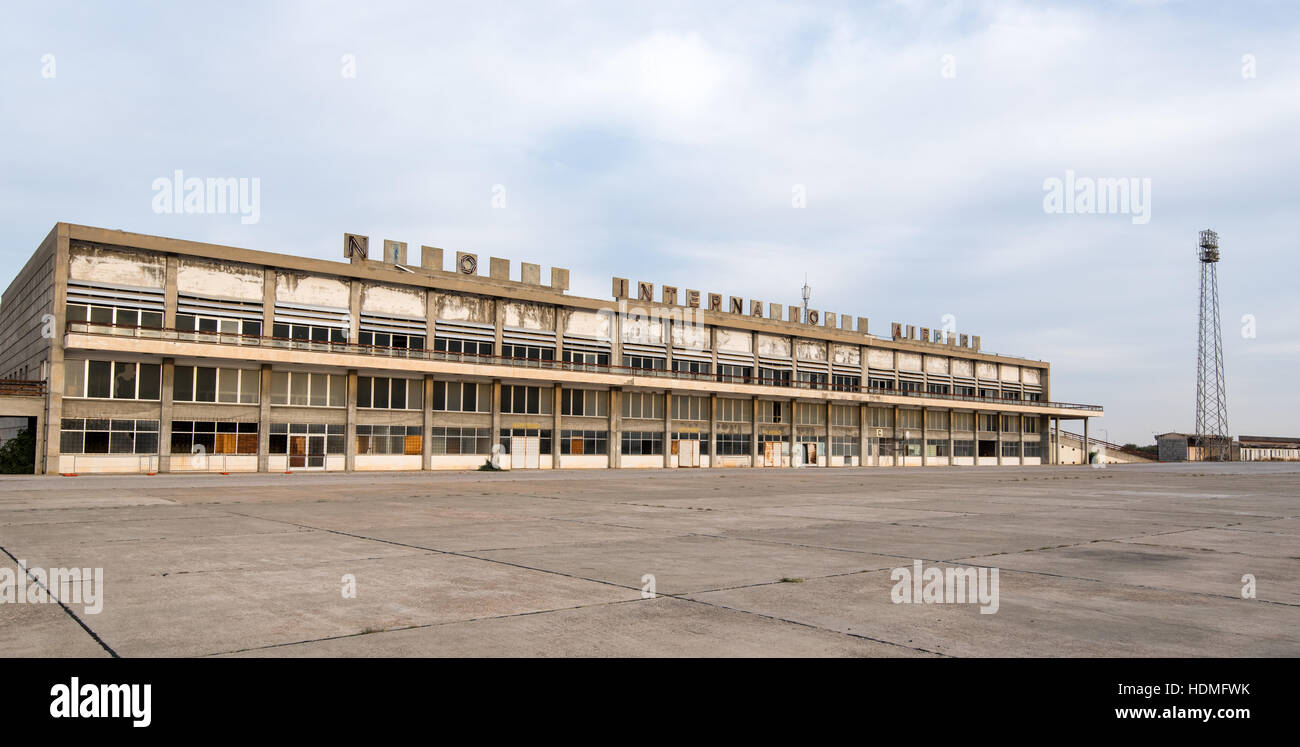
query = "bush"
xmin=0 ymin=427 xmax=36 ymax=474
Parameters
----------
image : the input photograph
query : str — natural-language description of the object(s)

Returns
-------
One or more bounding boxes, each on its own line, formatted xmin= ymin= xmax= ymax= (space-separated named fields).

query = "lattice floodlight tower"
xmin=1194 ymin=229 xmax=1230 ymax=461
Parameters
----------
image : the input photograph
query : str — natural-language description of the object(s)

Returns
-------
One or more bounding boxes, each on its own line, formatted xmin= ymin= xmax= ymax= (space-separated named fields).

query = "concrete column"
xmin=750 ymin=394 xmax=760 ymax=467
xmin=664 ymin=391 xmax=673 ymax=468
xmin=611 ymin=308 xmax=622 ymax=368
xmin=491 ymin=379 xmax=502 ymax=459
xmin=261 ymin=269 xmax=275 ymax=338
xmin=948 ymin=408 xmax=955 ymax=466
xmin=552 ymin=385 xmax=562 ymax=469
xmin=1019 ymin=414 xmax=1026 ymax=465
xmin=345 ymin=369 xmax=358 ymax=471
xmin=996 ymin=412 xmax=1004 ymax=466
xmin=859 ymin=403 xmax=868 ymax=468
xmin=493 ymin=300 xmax=504 ymax=357
xmin=1083 ymin=418 xmax=1090 ymax=466
xmin=609 ymin=387 xmax=620 ymax=468
xmin=43 ymin=224 xmax=71 ymax=476
xmin=348 ymin=280 xmax=361 ymax=344
xmin=921 ymin=409 xmax=928 ymax=467
xmin=824 ymin=400 xmax=832 ymax=467
xmin=664 ymin=322 xmax=674 ymax=372
xmin=164 ymin=256 xmax=179 ymax=329
xmin=708 ymin=393 xmax=717 ymax=468
xmin=421 ymin=374 xmax=433 ymax=470
xmin=893 ymin=405 xmax=900 ymax=467
xmin=257 ymin=364 xmax=272 ymax=472
xmin=159 ymin=358 xmax=174 ymax=472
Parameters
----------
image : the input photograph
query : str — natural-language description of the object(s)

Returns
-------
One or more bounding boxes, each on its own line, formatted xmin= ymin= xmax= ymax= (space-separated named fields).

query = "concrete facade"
xmin=0 ymin=224 xmax=1103 ymax=475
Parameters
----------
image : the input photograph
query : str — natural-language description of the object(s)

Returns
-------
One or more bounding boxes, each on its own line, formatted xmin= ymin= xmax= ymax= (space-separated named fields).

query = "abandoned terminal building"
xmin=0 ymin=224 xmax=1104 ymax=474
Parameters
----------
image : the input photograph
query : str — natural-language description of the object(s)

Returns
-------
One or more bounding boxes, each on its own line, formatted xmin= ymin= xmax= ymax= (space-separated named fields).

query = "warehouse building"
xmin=0 ymin=224 xmax=1103 ymax=474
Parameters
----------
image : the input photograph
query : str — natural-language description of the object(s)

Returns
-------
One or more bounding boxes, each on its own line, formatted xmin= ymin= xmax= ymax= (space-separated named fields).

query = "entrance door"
xmin=679 ymin=440 xmax=699 ymax=467
xmin=511 ymin=436 xmax=541 ymax=468
xmin=511 ymin=437 xmax=526 ymax=469
xmin=806 ymin=443 xmax=818 ymax=465
xmin=289 ymin=435 xmax=307 ymax=469
xmin=306 ymin=435 xmax=325 ymax=469
xmin=763 ymin=441 xmax=779 ymax=467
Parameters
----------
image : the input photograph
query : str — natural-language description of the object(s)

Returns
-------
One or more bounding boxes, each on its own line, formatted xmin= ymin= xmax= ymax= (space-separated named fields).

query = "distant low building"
xmin=1237 ymin=436 xmax=1300 ymax=462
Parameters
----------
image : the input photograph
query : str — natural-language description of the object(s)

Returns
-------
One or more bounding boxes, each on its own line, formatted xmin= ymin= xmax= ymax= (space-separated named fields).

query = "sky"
xmin=2 ymin=0 xmax=1296 ymax=445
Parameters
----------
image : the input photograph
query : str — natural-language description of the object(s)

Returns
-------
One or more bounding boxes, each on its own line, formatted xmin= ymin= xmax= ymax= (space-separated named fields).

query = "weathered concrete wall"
xmin=276 ymin=272 xmax=349 ymax=308
xmin=897 ymin=352 xmax=922 ymax=372
xmin=69 ymin=243 xmax=165 ymax=288
xmin=361 ymin=284 xmax=425 ymax=317
xmin=621 ymin=314 xmax=665 ymax=344
xmin=564 ymin=310 xmax=611 ymax=339
xmin=867 ymin=349 xmax=894 ymax=369
xmin=976 ymin=362 xmax=998 ymax=379
xmin=1023 ymin=368 xmax=1041 ymax=386
xmin=924 ymin=355 xmax=949 ymax=375
xmin=951 ymin=359 xmax=974 ymax=378
xmin=0 ymin=227 xmax=56 ymax=382
xmin=431 ymin=291 xmax=494 ymax=324
xmin=831 ymin=344 xmax=859 ymax=367
xmin=176 ymin=257 xmax=263 ymax=301
xmin=503 ymin=301 xmax=555 ymax=330
xmin=755 ymin=333 xmax=787 ymax=358
xmin=720 ymin=329 xmax=754 ymax=354
xmin=671 ymin=321 xmax=710 ymax=350
xmin=795 ymin=340 xmax=826 ymax=361
xmin=1000 ymin=364 xmax=1020 ymax=382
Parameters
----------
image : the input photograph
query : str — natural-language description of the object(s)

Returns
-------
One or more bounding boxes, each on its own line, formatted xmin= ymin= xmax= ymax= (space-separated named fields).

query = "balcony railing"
xmin=65 ymin=321 xmax=1104 ymax=412
xmin=0 ymin=379 xmax=46 ymax=396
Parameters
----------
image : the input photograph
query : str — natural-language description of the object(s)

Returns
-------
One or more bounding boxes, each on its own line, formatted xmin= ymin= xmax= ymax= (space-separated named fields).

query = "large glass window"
xmin=174 ymin=366 xmax=260 ymax=404
xmin=671 ymin=395 xmax=708 ymax=421
xmin=358 ymin=377 xmax=423 ymax=410
xmin=64 ymin=360 xmax=160 ymax=400
xmin=432 ymin=381 xmax=491 ymax=412
xmin=560 ymin=389 xmax=608 ymax=417
xmin=170 ymin=421 xmax=258 ymax=455
xmin=621 ymin=391 xmax=664 ymax=419
xmin=716 ymin=398 xmax=751 ymax=423
xmin=500 ymin=385 xmax=553 ymax=415
xmin=559 ymin=430 xmax=608 ymax=455
xmin=59 ymin=418 xmax=158 ymax=454
xmin=270 ymin=371 xmax=346 ymax=407
xmin=620 ymin=431 xmax=664 ymax=455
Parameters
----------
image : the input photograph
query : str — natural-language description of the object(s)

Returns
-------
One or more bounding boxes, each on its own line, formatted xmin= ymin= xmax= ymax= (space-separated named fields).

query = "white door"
xmin=510 ymin=437 xmax=526 ymax=469
xmin=525 ymin=436 xmax=540 ymax=469
xmin=681 ymin=440 xmax=699 ymax=467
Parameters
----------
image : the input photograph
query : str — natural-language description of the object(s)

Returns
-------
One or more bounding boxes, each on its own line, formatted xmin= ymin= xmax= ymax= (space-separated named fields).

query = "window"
xmin=501 ymin=343 xmax=554 ymax=361
xmin=1025 ymin=392 xmax=1042 ymax=402
xmin=620 ymin=431 xmax=664 ymax=455
xmin=926 ymin=383 xmax=950 ymax=395
xmin=925 ymin=410 xmax=949 ymax=430
xmin=953 ymin=439 xmax=975 ymax=457
xmin=954 ymin=385 xmax=976 ymax=397
xmin=59 ymin=418 xmax=159 ymax=454
xmin=951 ymin=412 xmax=975 ymax=431
xmin=796 ymin=371 xmax=827 ymax=390
xmin=433 ymin=337 xmax=494 ymax=356
xmin=868 ymin=407 xmax=894 ymax=428
xmin=717 ymin=365 xmax=752 ymax=383
xmin=64 ymin=360 xmax=160 ymax=400
xmin=359 ymin=330 xmax=425 ymax=351
xmin=672 ymin=359 xmax=710 ymax=376
xmin=563 ymin=350 xmax=609 ymax=366
xmin=560 ymin=389 xmax=608 ymax=417
xmin=672 ymin=432 xmax=709 ymax=455
xmin=432 ymin=381 xmax=491 ymax=412
xmin=560 ymin=430 xmax=608 ymax=455
xmin=1023 ymin=418 xmax=1039 ymax=434
xmin=622 ymin=354 xmax=665 ymax=371
xmin=898 ymin=380 xmax=923 ymax=393
xmin=714 ymin=433 xmax=751 ymax=455
xmin=868 ymin=377 xmax=894 ymax=390
xmin=832 ymin=374 xmax=860 ymax=392
xmin=621 ymin=391 xmax=664 ymax=419
xmin=795 ymin=403 xmax=826 ymax=426
xmin=901 ymin=438 xmax=922 ymax=457
xmin=756 ymin=400 xmax=786 ymax=424
xmin=170 ymin=421 xmax=258 ymax=455
xmin=500 ymin=385 xmax=553 ymax=415
xmin=831 ymin=435 xmax=860 ymax=457
xmin=979 ymin=414 xmax=999 ymax=432
xmin=429 ymin=427 xmax=492 ymax=455
xmin=672 ymin=395 xmax=708 ymax=422
xmin=926 ymin=439 xmax=950 ymax=457
xmin=499 ymin=428 xmax=552 ymax=456
xmin=356 ymin=425 xmax=423 ymax=455
xmin=716 ymin=398 xmax=751 ymax=423
xmin=831 ymin=405 xmax=858 ymax=427
xmin=174 ymin=366 xmax=260 ymax=404
xmin=1001 ymin=415 xmax=1021 ymax=433
xmin=177 ymin=313 xmax=260 ymax=338
xmin=270 ymin=371 xmax=346 ymax=407
xmin=1023 ymin=441 xmax=1042 ymax=458
xmin=268 ymin=423 xmax=346 ymax=458
xmin=979 ymin=388 xmax=999 ymax=399
xmin=66 ymin=303 xmax=163 ymax=330
xmin=760 ymin=368 xmax=793 ymax=387
xmin=897 ymin=409 xmax=922 ymax=429
xmin=358 ymin=377 xmax=423 ymax=410
xmin=271 ymin=323 xmax=347 ymax=344
xmin=1001 ymin=440 xmax=1021 ymax=457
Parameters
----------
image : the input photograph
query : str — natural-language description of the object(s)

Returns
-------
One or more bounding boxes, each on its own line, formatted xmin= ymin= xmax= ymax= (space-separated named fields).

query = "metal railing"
xmin=66 ymin=321 xmax=1104 ymax=412
xmin=0 ymin=379 xmax=46 ymax=396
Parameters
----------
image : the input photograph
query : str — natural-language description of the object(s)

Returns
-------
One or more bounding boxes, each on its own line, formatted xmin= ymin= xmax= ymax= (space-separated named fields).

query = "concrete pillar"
xmin=164 ymin=256 xmax=179 ymax=329
xmin=996 ymin=412 xmax=1004 ymax=466
xmin=609 ymin=387 xmax=620 ymax=468
xmin=892 ymin=405 xmax=900 ymax=467
xmin=491 ymin=379 xmax=502 ymax=461
xmin=348 ymin=280 xmax=361 ymax=344
xmin=553 ymin=385 xmax=562 ymax=469
xmin=256 ymin=365 xmax=272 ymax=471
xmin=158 ymin=358 xmax=174 ymax=472
xmin=859 ymin=403 xmax=868 ymax=468
xmin=1019 ymin=414 xmax=1026 ymax=465
xmin=824 ymin=400 xmax=832 ymax=467
xmin=921 ymin=409 xmax=928 ymax=467
xmin=664 ymin=391 xmax=673 ymax=468
xmin=788 ymin=397 xmax=797 ymax=467
xmin=345 ymin=369 xmax=358 ymax=471
xmin=493 ymin=300 xmax=504 ymax=357
xmin=708 ymin=393 xmax=717 ymax=468
xmin=1083 ymin=418 xmax=1090 ymax=466
xmin=750 ymin=394 xmax=760 ymax=467
xmin=421 ymin=374 xmax=433 ymax=471
xmin=948 ymin=408 xmax=955 ymax=466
